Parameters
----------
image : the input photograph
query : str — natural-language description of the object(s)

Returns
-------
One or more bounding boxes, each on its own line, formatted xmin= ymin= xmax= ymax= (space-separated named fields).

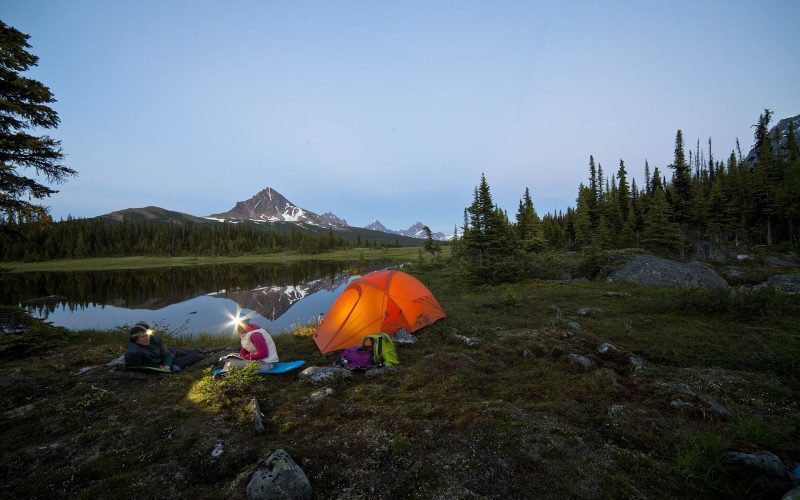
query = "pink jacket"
xmin=239 ymin=323 xmax=269 ymax=360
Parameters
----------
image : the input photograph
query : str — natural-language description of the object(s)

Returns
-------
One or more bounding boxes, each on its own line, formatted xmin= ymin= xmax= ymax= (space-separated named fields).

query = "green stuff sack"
xmin=361 ymin=333 xmax=399 ymax=367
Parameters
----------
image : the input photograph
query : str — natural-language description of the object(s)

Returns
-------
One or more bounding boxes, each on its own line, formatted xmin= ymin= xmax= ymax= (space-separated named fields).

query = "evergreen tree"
xmin=617 ymin=159 xmax=630 ymax=223
xmin=669 ymin=130 xmax=693 ymax=227
xmin=422 ymin=225 xmax=441 ymax=261
xmin=641 ymin=189 xmax=684 ymax=257
xmin=1 ymin=21 xmax=77 ymax=224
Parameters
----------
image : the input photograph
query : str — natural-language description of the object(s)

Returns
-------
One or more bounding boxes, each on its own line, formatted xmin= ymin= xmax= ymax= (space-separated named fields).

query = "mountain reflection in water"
xmin=1 ymin=261 xmax=394 ymax=337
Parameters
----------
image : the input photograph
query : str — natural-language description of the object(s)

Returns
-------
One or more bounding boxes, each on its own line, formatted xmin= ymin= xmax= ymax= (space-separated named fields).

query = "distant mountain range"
xmin=365 ymin=220 xmax=448 ymax=240
xmin=101 ymin=186 xmax=450 ymax=241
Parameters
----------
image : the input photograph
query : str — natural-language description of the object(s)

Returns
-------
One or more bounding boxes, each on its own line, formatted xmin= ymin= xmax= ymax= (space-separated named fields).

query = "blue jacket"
xmin=124 ymin=335 xmax=173 ymax=368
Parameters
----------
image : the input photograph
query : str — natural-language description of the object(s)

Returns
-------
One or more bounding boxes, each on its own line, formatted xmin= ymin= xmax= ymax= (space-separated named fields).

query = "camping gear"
xmin=314 ymin=270 xmax=446 ymax=354
xmin=339 ymin=346 xmax=374 ymax=370
xmin=361 ymin=332 xmax=399 ymax=367
xmin=211 ymin=360 xmax=305 ymax=377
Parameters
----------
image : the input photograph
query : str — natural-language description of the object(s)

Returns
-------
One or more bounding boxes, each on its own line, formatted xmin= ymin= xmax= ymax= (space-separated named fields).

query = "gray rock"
xmin=365 ymin=366 xmax=398 ymax=378
xmin=567 ymin=353 xmax=592 ymax=368
xmin=75 ymin=366 xmax=96 ymax=375
xmin=608 ymin=254 xmax=729 ymax=288
xmin=566 ymin=322 xmax=582 ymax=334
xmin=737 ymin=254 xmax=751 ymax=261
xmin=723 ymin=450 xmax=785 ymax=477
xmin=668 ymin=384 xmax=698 ymax=397
xmin=670 ymin=399 xmax=691 ymax=409
xmin=664 ymin=384 xmax=730 ymax=419
xmin=607 ymin=404 xmax=623 ymax=419
xmin=763 ymin=274 xmax=800 ymax=293
xmin=765 ymin=256 xmax=799 ymax=268
xmin=298 ymin=366 xmax=351 ymax=385
xmin=247 ymin=449 xmax=312 ymax=500
xmin=577 ymin=307 xmax=597 ymax=316
xmin=597 ymin=343 xmax=621 ymax=356
xmin=453 ymin=334 xmax=480 ymax=346
xmin=393 ymin=329 xmax=417 ymax=344
xmin=628 ymin=356 xmax=645 ymax=374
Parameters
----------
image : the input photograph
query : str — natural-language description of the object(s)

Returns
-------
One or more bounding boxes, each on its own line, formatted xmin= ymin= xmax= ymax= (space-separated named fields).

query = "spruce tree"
xmin=641 ymin=189 xmax=684 ymax=257
xmin=617 ymin=159 xmax=630 ymax=223
xmin=1 ymin=21 xmax=76 ymax=224
xmin=670 ymin=130 xmax=693 ymax=227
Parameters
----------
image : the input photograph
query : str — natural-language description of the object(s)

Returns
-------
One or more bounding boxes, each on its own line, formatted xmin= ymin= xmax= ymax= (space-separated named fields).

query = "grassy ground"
xmin=3 ymin=246 xmax=450 ymax=272
xmin=0 ymin=263 xmax=798 ymax=498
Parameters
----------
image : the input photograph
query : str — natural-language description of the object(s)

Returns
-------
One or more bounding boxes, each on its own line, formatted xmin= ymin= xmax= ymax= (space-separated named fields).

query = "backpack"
xmin=339 ymin=346 xmax=373 ymax=371
xmin=361 ymin=333 xmax=399 ymax=367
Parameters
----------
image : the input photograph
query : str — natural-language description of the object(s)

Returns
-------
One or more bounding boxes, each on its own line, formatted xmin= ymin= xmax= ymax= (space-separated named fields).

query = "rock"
xmin=670 ymin=399 xmax=691 ymax=409
xmin=577 ymin=307 xmax=597 ymax=316
xmin=723 ymin=450 xmax=785 ymax=476
xmin=308 ymin=388 xmax=334 ymax=401
xmin=597 ymin=343 xmax=621 ymax=356
xmin=75 ymin=366 xmax=96 ymax=375
xmin=566 ymin=322 xmax=582 ymax=334
xmin=668 ymin=384 xmax=698 ymax=397
xmin=211 ymin=441 xmax=224 ymax=458
xmin=453 ymin=334 xmax=480 ymax=346
xmin=607 ymin=404 xmax=623 ymax=419
xmin=603 ymin=291 xmax=631 ymax=297
xmin=763 ymin=274 xmax=800 ymax=293
xmin=247 ymin=449 xmax=312 ymax=500
xmin=392 ymin=329 xmax=417 ymax=345
xmin=567 ymin=353 xmax=592 ymax=368
xmin=737 ymin=254 xmax=751 ymax=261
xmin=628 ymin=356 xmax=645 ymax=374
xmin=725 ymin=268 xmax=745 ymax=280
xmin=664 ymin=384 xmax=730 ymax=419
xmin=701 ymin=397 xmax=731 ymax=419
xmin=365 ymin=366 xmax=398 ymax=378
xmin=298 ymin=366 xmax=351 ymax=385
xmin=608 ymin=254 xmax=729 ymax=288
xmin=765 ymin=256 xmax=799 ymax=267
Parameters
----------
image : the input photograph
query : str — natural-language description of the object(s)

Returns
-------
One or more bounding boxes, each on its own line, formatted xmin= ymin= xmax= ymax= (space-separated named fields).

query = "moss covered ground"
xmin=0 ymin=263 xmax=798 ymax=498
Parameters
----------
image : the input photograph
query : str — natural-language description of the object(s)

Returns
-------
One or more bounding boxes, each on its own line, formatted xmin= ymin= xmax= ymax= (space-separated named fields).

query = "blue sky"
xmin=3 ymin=1 xmax=799 ymax=234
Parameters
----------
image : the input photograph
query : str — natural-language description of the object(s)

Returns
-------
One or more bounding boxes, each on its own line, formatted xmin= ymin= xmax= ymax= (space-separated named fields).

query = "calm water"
xmin=1 ymin=261 xmax=395 ymax=337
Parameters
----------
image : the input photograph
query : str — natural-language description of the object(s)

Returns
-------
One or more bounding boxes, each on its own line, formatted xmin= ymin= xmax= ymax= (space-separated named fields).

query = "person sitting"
xmin=124 ymin=323 xmax=204 ymax=372
xmin=218 ymin=321 xmax=279 ymax=376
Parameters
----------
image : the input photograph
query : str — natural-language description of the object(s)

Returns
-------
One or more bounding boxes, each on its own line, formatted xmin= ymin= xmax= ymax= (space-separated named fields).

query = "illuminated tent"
xmin=313 ymin=270 xmax=446 ymax=354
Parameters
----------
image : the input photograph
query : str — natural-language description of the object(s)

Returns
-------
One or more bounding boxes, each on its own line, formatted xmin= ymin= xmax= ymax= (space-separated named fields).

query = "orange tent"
xmin=313 ymin=270 xmax=446 ymax=354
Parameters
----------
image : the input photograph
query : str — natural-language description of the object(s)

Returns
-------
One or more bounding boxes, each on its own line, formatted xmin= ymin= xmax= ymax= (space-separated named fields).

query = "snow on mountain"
xmin=364 ymin=220 xmax=448 ymax=241
xmin=207 ymin=187 xmax=333 ymax=226
xmin=320 ymin=212 xmax=348 ymax=227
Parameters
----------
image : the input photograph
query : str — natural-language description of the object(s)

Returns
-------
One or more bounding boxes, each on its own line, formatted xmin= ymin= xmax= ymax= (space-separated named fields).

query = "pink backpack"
xmin=339 ymin=346 xmax=373 ymax=370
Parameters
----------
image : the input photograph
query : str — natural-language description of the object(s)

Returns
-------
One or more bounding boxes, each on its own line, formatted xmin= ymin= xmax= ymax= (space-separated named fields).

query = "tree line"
xmin=0 ymin=217 xmax=360 ymax=261
xmin=456 ymin=110 xmax=800 ymax=282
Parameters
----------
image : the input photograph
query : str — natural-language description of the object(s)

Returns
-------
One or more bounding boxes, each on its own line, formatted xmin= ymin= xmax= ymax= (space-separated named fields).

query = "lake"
xmin=1 ymin=261 xmax=396 ymax=337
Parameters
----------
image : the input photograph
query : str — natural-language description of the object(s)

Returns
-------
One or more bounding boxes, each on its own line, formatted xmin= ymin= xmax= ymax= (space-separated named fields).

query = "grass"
xmin=3 ymin=246 xmax=450 ymax=272
xmin=0 ymin=262 xmax=798 ymax=498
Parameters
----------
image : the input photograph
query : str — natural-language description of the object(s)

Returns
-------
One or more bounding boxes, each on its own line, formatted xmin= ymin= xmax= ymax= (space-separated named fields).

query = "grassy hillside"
xmin=0 ymin=263 xmax=797 ymax=497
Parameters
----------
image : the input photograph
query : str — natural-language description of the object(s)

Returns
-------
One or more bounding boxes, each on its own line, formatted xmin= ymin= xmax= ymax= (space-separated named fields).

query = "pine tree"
xmin=670 ymin=130 xmax=693 ymax=227
xmin=617 ymin=159 xmax=630 ymax=223
xmin=641 ymin=189 xmax=684 ymax=257
xmin=1 ymin=21 xmax=77 ymax=224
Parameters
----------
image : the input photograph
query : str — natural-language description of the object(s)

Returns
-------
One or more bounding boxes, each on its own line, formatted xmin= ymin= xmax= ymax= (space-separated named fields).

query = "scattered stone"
xmin=628 ymin=356 xmax=645 ymax=374
xmin=453 ymin=334 xmax=480 ymax=346
xmin=393 ymin=329 xmax=417 ymax=344
xmin=664 ymin=384 xmax=730 ymax=419
xmin=309 ymin=388 xmax=334 ymax=401
xmin=725 ymin=268 xmax=745 ymax=280
xmin=566 ymin=322 xmax=582 ymax=334
xmin=211 ymin=441 xmax=224 ymax=458
xmin=246 ymin=449 xmax=312 ymax=500
xmin=765 ymin=256 xmax=799 ymax=267
xmin=597 ymin=343 xmax=621 ymax=356
xmin=75 ymin=366 xmax=96 ymax=376
xmin=608 ymin=254 xmax=729 ymax=288
xmin=702 ymin=397 xmax=731 ymax=419
xmin=603 ymin=291 xmax=631 ymax=297
xmin=577 ymin=307 xmax=597 ymax=316
xmin=670 ymin=399 xmax=691 ymax=409
xmin=567 ymin=353 xmax=592 ymax=368
xmin=762 ymin=274 xmax=800 ymax=293
xmin=298 ymin=366 xmax=352 ymax=385
xmin=607 ymin=404 xmax=623 ymax=419
xmin=723 ymin=450 xmax=785 ymax=476
xmin=365 ymin=366 xmax=398 ymax=378
xmin=737 ymin=254 xmax=751 ymax=261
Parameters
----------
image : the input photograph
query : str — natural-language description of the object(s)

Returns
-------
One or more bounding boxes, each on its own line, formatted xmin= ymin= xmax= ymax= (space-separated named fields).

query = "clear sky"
xmin=3 ymin=0 xmax=799 ymax=234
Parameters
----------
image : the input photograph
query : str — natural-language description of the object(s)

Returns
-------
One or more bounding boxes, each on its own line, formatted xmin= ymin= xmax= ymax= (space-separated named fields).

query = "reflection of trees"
xmin=0 ymin=261 xmax=393 ymax=316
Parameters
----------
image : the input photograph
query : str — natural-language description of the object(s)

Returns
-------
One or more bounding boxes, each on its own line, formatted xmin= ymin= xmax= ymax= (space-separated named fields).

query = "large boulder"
xmin=762 ymin=274 xmax=800 ymax=293
xmin=246 ymin=449 xmax=312 ymax=500
xmin=608 ymin=255 xmax=728 ymax=288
